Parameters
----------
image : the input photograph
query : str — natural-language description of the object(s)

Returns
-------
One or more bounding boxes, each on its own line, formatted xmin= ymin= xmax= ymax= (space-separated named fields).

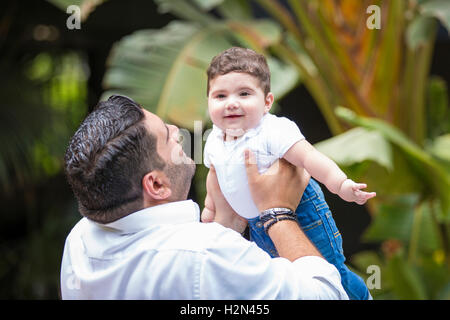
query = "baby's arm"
xmin=283 ymin=140 xmax=376 ymax=205
xmin=201 ymin=170 xmax=216 ymax=223
xmin=201 ymin=167 xmax=247 ymax=232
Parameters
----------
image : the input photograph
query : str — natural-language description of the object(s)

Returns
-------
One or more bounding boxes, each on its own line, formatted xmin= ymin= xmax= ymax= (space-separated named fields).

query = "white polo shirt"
xmin=60 ymin=200 xmax=348 ymax=299
xmin=204 ymin=113 xmax=305 ymax=218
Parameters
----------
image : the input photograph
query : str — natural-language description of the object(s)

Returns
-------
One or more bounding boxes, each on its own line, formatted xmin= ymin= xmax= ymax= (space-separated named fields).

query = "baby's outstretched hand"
xmin=338 ymin=179 xmax=376 ymax=205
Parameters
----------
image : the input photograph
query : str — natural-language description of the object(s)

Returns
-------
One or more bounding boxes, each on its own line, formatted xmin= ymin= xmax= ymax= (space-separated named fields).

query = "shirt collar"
xmin=212 ymin=113 xmax=269 ymax=141
xmin=99 ymin=200 xmax=200 ymax=234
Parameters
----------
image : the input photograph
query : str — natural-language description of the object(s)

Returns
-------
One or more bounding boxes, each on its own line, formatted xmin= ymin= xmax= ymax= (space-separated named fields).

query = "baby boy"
xmin=202 ymin=47 xmax=375 ymax=300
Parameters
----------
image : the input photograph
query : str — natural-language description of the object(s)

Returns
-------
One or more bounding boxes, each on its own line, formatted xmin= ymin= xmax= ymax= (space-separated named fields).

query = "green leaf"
xmin=420 ymin=0 xmax=450 ymax=33
xmin=363 ymin=195 xmax=418 ymax=243
xmin=428 ymin=134 xmax=450 ymax=164
xmin=267 ymin=57 xmax=300 ymax=100
xmin=408 ymin=200 xmax=442 ymax=261
xmin=315 ymin=127 xmax=393 ymax=170
xmin=315 ymin=126 xmax=426 ymax=198
xmin=426 ymin=76 xmax=450 ymax=139
xmin=217 ymin=0 xmax=253 ymax=20
xmin=386 ymin=251 xmax=428 ymax=299
xmin=350 ymin=251 xmax=384 ymax=275
xmin=419 ymin=252 xmax=450 ymax=299
xmin=154 ymin=0 xmax=217 ymax=24
xmin=227 ymin=19 xmax=283 ymax=49
xmin=406 ymin=16 xmax=437 ymax=50
xmin=436 ymin=282 xmax=450 ymax=299
xmin=192 ymin=0 xmax=224 ymax=10
xmin=365 ymin=197 xmax=441 ymax=255
xmin=336 ymin=107 xmax=450 ymax=216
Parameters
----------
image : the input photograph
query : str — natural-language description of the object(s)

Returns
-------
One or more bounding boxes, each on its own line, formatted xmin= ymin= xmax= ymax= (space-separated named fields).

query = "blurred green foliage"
xmin=0 ymin=51 xmax=87 ymax=298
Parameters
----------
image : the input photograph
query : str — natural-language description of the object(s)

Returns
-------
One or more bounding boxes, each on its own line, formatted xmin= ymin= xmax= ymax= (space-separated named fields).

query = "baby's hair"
xmin=206 ymin=47 xmax=271 ymax=96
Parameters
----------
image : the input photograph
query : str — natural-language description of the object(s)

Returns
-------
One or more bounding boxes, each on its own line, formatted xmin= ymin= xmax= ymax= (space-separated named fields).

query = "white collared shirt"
xmin=60 ymin=200 xmax=348 ymax=299
xmin=204 ymin=113 xmax=305 ymax=218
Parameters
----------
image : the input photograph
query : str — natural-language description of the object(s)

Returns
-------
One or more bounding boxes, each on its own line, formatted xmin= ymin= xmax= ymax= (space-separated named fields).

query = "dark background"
xmin=0 ymin=0 xmax=448 ymax=298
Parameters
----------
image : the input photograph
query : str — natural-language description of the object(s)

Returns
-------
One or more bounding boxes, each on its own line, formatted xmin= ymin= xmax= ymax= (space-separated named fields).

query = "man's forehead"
xmin=143 ymin=109 xmax=164 ymax=127
xmin=142 ymin=108 xmax=170 ymax=144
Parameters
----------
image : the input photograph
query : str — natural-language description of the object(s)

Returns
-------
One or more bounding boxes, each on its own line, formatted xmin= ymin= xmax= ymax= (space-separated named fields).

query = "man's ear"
xmin=264 ymin=92 xmax=274 ymax=114
xmin=142 ymin=171 xmax=172 ymax=202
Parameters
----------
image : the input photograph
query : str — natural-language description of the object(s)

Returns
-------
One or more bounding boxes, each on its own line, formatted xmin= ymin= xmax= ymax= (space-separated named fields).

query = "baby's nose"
xmin=226 ymin=99 xmax=239 ymax=109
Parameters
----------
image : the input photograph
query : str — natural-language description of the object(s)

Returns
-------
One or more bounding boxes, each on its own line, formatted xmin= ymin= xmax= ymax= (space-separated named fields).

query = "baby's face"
xmin=208 ymin=72 xmax=273 ymax=140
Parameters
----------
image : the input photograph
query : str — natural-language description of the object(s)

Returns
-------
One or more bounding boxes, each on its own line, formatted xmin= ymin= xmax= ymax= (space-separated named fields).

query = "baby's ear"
xmin=264 ymin=92 xmax=274 ymax=113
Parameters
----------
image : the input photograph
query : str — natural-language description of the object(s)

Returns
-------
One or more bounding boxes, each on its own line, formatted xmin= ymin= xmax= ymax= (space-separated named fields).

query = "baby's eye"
xmin=216 ymin=94 xmax=226 ymax=99
xmin=240 ymin=91 xmax=250 ymax=96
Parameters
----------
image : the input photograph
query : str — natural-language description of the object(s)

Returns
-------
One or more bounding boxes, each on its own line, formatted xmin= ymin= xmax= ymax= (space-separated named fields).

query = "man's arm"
xmin=244 ymin=149 xmax=322 ymax=261
xmin=201 ymin=170 xmax=216 ymax=223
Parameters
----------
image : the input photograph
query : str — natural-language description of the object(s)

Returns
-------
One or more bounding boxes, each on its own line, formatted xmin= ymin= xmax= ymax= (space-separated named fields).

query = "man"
xmin=61 ymin=95 xmax=348 ymax=299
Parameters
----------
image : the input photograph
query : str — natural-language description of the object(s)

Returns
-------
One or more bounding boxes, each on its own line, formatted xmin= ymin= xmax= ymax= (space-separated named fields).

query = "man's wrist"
xmin=260 ymin=208 xmax=297 ymax=235
xmin=260 ymin=207 xmax=293 ymax=219
xmin=264 ymin=215 xmax=297 ymax=235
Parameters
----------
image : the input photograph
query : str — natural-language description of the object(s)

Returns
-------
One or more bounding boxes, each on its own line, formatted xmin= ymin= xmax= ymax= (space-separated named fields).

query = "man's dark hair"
xmin=64 ymin=95 xmax=166 ymax=223
xmin=206 ymin=47 xmax=271 ymax=96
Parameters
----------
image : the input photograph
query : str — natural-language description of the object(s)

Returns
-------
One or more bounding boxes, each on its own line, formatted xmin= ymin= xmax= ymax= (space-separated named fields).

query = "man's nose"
xmin=169 ymin=124 xmax=179 ymax=137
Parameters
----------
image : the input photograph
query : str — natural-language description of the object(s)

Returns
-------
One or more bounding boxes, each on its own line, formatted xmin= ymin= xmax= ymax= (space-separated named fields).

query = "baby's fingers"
xmin=201 ymin=207 xmax=216 ymax=223
xmin=352 ymin=183 xmax=367 ymax=191
xmin=355 ymin=191 xmax=377 ymax=205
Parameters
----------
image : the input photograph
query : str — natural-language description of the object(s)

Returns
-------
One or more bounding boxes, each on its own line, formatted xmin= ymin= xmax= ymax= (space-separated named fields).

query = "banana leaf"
xmin=386 ymin=250 xmax=428 ymax=299
xmin=428 ymin=134 xmax=450 ymax=166
xmin=420 ymin=0 xmax=450 ymax=33
xmin=363 ymin=196 xmax=442 ymax=253
xmin=314 ymin=126 xmax=424 ymax=197
xmin=332 ymin=107 xmax=450 ymax=217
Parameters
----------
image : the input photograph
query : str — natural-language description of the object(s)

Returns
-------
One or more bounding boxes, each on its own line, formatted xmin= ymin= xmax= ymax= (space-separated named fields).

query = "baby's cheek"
xmin=209 ymin=109 xmax=223 ymax=127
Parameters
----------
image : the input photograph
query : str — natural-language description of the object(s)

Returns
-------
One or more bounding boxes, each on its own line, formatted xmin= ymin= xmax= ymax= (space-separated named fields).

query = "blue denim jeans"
xmin=248 ymin=178 xmax=371 ymax=300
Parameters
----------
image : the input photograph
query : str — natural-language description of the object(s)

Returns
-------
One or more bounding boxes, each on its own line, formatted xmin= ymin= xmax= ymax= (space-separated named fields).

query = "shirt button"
xmin=256 ymin=222 xmax=263 ymax=228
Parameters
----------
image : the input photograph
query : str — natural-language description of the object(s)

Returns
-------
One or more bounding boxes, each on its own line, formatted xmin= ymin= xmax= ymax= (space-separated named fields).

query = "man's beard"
xmin=165 ymin=159 xmax=196 ymax=201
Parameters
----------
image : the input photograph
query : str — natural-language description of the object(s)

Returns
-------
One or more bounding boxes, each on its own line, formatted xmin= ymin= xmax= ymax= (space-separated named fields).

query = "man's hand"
xmin=201 ymin=166 xmax=247 ymax=234
xmin=245 ymin=149 xmax=323 ymax=261
xmin=244 ymin=149 xmax=310 ymax=212
xmin=338 ymin=179 xmax=376 ymax=205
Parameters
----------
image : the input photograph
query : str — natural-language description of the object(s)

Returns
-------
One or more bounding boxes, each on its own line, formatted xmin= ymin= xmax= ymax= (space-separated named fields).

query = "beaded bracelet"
xmin=260 ymin=208 xmax=295 ymax=225
xmin=264 ymin=215 xmax=297 ymax=235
